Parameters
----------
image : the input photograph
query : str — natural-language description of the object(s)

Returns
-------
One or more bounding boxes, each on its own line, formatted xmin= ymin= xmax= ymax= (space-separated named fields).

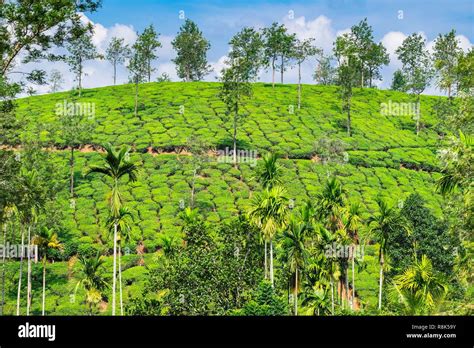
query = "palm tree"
xmin=254 ymin=152 xmax=283 ymax=190
xmin=343 ymin=202 xmax=363 ymax=310
xmin=254 ymin=152 xmax=283 ymax=279
xmin=31 ymin=227 xmax=63 ymax=315
xmin=248 ymin=186 xmax=289 ymax=286
xmin=106 ymin=207 xmax=133 ymax=316
xmin=74 ymin=253 xmax=109 ymax=315
xmin=392 ymin=255 xmax=448 ymax=315
xmin=86 ymin=143 xmax=138 ymax=316
xmin=17 ymin=168 xmax=42 ymax=316
xmin=316 ymin=178 xmax=347 ymax=307
xmin=368 ymin=198 xmax=410 ymax=311
xmin=280 ymin=218 xmax=308 ymax=315
xmin=316 ymin=225 xmax=341 ymax=314
xmin=316 ymin=178 xmax=346 ymax=232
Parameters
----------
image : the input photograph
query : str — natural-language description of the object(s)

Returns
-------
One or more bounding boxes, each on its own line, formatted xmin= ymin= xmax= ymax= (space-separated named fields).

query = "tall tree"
xmin=48 ymin=70 xmax=64 ymax=93
xmin=172 ymin=19 xmax=211 ymax=81
xmin=228 ymin=27 xmax=265 ymax=81
xmin=365 ymin=42 xmax=389 ymax=87
xmin=106 ymin=37 xmax=131 ymax=85
xmin=86 ymin=143 xmax=139 ymax=316
xmin=58 ymin=109 xmax=94 ymax=197
xmin=64 ymin=30 xmax=101 ymax=97
xmin=31 ymin=226 xmax=62 ymax=315
xmin=396 ymin=33 xmax=434 ymax=135
xmin=106 ymin=207 xmax=133 ymax=315
xmin=350 ymin=18 xmax=374 ymax=87
xmin=343 ymin=202 xmax=363 ymax=310
xmin=334 ymin=34 xmax=359 ymax=137
xmin=313 ymin=53 xmax=336 ymax=85
xmin=433 ymin=30 xmax=462 ymax=98
xmin=292 ymin=38 xmax=320 ymax=109
xmin=368 ymin=198 xmax=410 ymax=310
xmin=128 ymin=33 xmax=149 ymax=118
xmin=277 ymin=30 xmax=296 ymax=84
xmin=263 ymin=23 xmax=288 ymax=88
xmin=219 ymin=58 xmax=253 ymax=164
xmin=136 ymin=25 xmax=161 ymax=82
xmin=248 ymin=186 xmax=289 ymax=287
xmin=254 ymin=153 xmax=283 ymax=279
xmin=280 ymin=218 xmax=308 ymax=315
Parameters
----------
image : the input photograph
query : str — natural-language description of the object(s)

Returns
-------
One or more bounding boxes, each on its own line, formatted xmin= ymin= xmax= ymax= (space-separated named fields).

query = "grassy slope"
xmin=5 ymin=82 xmax=449 ymax=313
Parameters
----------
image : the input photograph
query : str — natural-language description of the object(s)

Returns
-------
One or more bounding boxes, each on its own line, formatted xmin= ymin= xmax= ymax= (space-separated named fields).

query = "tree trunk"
xmin=361 ymin=69 xmax=364 ymax=88
xmin=42 ymin=256 xmax=46 ymax=316
xmin=378 ymin=251 xmax=384 ymax=311
xmin=119 ymin=243 xmax=123 ymax=316
xmin=269 ymin=240 xmax=274 ymax=287
xmin=272 ymin=58 xmax=275 ymax=88
xmin=26 ymin=225 xmax=31 ymax=316
xmin=415 ymin=94 xmax=420 ymax=136
xmin=113 ymin=62 xmax=117 ymax=85
xmin=16 ymin=226 xmax=25 ymax=316
xmin=134 ymin=80 xmax=139 ymax=118
xmin=330 ymin=276 xmax=334 ymax=314
xmin=345 ymin=266 xmax=349 ymax=310
xmin=148 ymin=60 xmax=151 ymax=82
xmin=264 ymin=241 xmax=268 ymax=279
xmin=347 ymin=102 xmax=352 ymax=137
xmin=351 ymin=248 xmax=355 ymax=310
xmin=112 ymin=222 xmax=117 ymax=315
xmin=298 ymin=62 xmax=302 ymax=109
xmin=78 ymin=59 xmax=82 ymax=97
xmin=294 ymin=268 xmax=298 ymax=316
xmin=190 ymin=169 xmax=196 ymax=209
xmin=280 ymin=55 xmax=284 ymax=84
xmin=1 ymin=223 xmax=6 ymax=315
xmin=70 ymin=147 xmax=75 ymax=197
xmin=233 ymin=111 xmax=237 ymax=164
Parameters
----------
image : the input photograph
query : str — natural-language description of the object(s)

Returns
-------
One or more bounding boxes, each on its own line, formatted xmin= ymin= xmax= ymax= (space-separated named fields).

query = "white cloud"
xmin=283 ymin=15 xmax=336 ymax=53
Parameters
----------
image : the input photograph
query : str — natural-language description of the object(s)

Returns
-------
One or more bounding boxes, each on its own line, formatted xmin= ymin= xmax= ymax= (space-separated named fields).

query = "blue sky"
xmin=24 ymin=0 xmax=474 ymax=94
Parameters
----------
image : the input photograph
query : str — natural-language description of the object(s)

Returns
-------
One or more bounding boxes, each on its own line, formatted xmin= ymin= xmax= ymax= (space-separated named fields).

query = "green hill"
xmin=12 ymin=82 xmax=448 ymax=248
xmin=3 ymin=82 xmax=450 ymax=314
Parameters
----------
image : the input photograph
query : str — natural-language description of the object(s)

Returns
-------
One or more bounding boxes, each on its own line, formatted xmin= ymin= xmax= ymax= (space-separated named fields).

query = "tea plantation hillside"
xmin=16 ymin=82 xmax=443 ymax=170
xmin=3 ymin=82 xmax=452 ymax=314
xmin=11 ymin=82 xmax=448 ymax=251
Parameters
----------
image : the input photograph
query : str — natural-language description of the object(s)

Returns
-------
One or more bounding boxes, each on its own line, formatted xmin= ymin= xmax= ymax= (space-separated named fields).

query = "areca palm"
xmin=343 ymin=202 xmax=363 ymax=310
xmin=106 ymin=207 xmax=133 ymax=316
xmin=248 ymin=185 xmax=289 ymax=286
xmin=368 ymin=198 xmax=410 ymax=310
xmin=86 ymin=143 xmax=138 ymax=315
xmin=280 ymin=218 xmax=308 ymax=315
xmin=74 ymin=253 xmax=109 ymax=315
xmin=31 ymin=227 xmax=63 ymax=315
xmin=392 ymin=255 xmax=448 ymax=315
xmin=316 ymin=178 xmax=346 ymax=232
xmin=254 ymin=152 xmax=283 ymax=279
xmin=254 ymin=152 xmax=283 ymax=190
